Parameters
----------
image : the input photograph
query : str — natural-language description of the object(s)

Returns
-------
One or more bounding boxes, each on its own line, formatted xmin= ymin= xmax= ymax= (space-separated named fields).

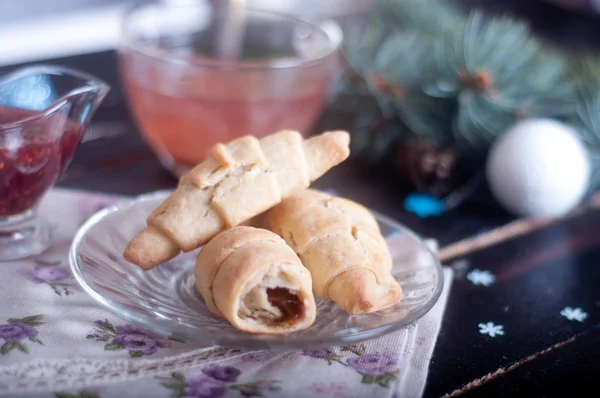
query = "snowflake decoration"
xmin=467 ymin=269 xmax=495 ymax=286
xmin=478 ymin=322 xmax=504 ymax=337
xmin=560 ymin=307 xmax=588 ymax=322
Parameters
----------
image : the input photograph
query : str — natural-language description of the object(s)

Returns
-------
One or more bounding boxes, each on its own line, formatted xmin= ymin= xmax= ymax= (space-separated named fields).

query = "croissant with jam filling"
xmin=261 ymin=189 xmax=403 ymax=315
xmin=194 ymin=226 xmax=316 ymax=334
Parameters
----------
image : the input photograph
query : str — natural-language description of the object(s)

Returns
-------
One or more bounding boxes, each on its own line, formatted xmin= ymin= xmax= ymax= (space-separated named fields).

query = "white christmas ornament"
xmin=486 ymin=119 xmax=591 ymax=218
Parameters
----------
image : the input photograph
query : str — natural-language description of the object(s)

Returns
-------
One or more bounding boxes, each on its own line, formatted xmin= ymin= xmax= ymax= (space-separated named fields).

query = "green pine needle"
xmin=347 ymin=0 xmax=580 ymax=162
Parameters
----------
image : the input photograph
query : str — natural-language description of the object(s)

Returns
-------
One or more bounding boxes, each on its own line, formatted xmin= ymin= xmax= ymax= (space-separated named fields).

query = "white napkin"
xmin=0 ymin=189 xmax=452 ymax=398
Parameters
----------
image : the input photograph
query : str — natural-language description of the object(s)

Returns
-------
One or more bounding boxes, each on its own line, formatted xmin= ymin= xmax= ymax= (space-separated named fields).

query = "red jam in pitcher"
xmin=0 ymin=106 xmax=84 ymax=217
xmin=0 ymin=64 xmax=108 ymax=260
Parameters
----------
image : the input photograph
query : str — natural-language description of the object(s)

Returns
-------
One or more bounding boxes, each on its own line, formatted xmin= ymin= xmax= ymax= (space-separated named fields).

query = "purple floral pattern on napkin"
xmin=0 ymin=315 xmax=44 ymax=355
xmin=308 ymin=381 xmax=351 ymax=398
xmin=347 ymin=353 xmax=397 ymax=375
xmin=238 ymin=352 xmax=270 ymax=363
xmin=186 ymin=375 xmax=226 ymax=398
xmin=87 ymin=319 xmax=184 ymax=357
xmin=159 ymin=367 xmax=281 ymax=398
xmin=302 ymin=348 xmax=346 ymax=365
xmin=0 ymin=323 xmax=37 ymax=342
xmin=302 ymin=344 xmax=399 ymax=388
xmin=20 ymin=258 xmax=74 ymax=296
xmin=201 ymin=365 xmax=242 ymax=382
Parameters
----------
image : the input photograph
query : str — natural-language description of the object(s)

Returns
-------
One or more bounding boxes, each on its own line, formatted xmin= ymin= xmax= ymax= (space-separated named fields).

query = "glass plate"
xmin=70 ymin=190 xmax=443 ymax=349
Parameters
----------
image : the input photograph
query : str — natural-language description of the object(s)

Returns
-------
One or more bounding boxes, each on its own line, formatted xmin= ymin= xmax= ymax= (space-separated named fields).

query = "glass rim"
xmin=119 ymin=2 xmax=343 ymax=71
xmin=0 ymin=65 xmax=109 ymax=130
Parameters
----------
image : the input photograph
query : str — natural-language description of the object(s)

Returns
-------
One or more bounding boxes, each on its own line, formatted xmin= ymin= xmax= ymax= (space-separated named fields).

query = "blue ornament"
xmin=403 ymin=193 xmax=444 ymax=218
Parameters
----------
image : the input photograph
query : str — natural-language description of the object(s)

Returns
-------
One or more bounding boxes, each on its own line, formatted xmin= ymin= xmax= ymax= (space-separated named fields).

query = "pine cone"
xmin=395 ymin=140 xmax=457 ymax=197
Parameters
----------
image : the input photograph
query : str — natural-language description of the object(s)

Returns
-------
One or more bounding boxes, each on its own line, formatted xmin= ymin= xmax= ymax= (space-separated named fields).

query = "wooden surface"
xmin=3 ymin=1 xmax=600 ymax=394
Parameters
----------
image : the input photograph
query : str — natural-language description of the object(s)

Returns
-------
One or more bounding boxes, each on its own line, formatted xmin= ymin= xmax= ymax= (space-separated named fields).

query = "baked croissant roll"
xmin=262 ymin=189 xmax=403 ymax=314
xmin=124 ymin=130 xmax=350 ymax=269
xmin=194 ymin=226 xmax=316 ymax=334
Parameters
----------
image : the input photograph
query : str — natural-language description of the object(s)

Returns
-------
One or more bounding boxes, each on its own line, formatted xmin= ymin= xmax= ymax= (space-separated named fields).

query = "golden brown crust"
xmin=303 ymin=131 xmax=350 ymax=182
xmin=147 ymin=184 xmax=224 ymax=251
xmin=123 ymin=130 xmax=350 ymax=269
xmin=262 ymin=189 xmax=403 ymax=314
xmin=327 ymin=268 xmax=402 ymax=314
xmin=194 ymin=226 xmax=316 ymax=334
xmin=259 ymin=130 xmax=309 ymax=197
xmin=195 ymin=227 xmax=281 ymax=316
xmin=123 ymin=226 xmax=180 ymax=269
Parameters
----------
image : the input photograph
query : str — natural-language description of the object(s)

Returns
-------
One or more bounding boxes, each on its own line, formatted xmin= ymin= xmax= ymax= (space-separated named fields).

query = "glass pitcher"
xmin=0 ymin=65 xmax=109 ymax=260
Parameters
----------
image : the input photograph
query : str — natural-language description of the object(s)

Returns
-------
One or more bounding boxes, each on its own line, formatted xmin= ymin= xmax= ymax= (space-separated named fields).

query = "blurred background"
xmin=4 ymin=0 xmax=599 ymax=66
xmin=2 ymin=0 xmax=600 ymax=223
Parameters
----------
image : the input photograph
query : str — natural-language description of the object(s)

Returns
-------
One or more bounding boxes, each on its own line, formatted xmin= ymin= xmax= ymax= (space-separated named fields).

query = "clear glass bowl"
xmin=69 ymin=191 xmax=443 ymax=349
xmin=118 ymin=1 xmax=341 ymax=176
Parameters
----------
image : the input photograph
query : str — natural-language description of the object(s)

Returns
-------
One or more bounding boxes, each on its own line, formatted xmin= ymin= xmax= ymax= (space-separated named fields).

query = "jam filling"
xmin=267 ymin=288 xmax=302 ymax=325
xmin=0 ymin=106 xmax=84 ymax=216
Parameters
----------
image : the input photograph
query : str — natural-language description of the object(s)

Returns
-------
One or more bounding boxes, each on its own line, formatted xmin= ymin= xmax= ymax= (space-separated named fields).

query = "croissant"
xmin=124 ymin=130 xmax=350 ymax=269
xmin=262 ymin=189 xmax=403 ymax=314
xmin=194 ymin=226 xmax=316 ymax=334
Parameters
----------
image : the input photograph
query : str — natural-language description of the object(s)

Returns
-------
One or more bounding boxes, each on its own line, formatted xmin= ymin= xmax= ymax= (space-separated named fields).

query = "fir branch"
xmin=347 ymin=0 xmax=598 ymax=196
xmin=574 ymin=57 xmax=600 ymax=143
xmin=353 ymin=2 xmax=576 ymax=156
xmin=572 ymin=56 xmax=600 ymax=191
xmin=380 ymin=0 xmax=463 ymax=35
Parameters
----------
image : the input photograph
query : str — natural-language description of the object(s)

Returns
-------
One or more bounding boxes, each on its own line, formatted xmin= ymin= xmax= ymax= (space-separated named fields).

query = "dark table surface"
xmin=2 ymin=1 xmax=600 ymax=396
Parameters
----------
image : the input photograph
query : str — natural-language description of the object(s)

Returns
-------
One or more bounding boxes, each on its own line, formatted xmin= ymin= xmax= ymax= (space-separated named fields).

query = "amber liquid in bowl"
xmin=0 ymin=106 xmax=83 ymax=217
xmin=120 ymin=49 xmax=334 ymax=170
xmin=119 ymin=4 xmax=339 ymax=173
